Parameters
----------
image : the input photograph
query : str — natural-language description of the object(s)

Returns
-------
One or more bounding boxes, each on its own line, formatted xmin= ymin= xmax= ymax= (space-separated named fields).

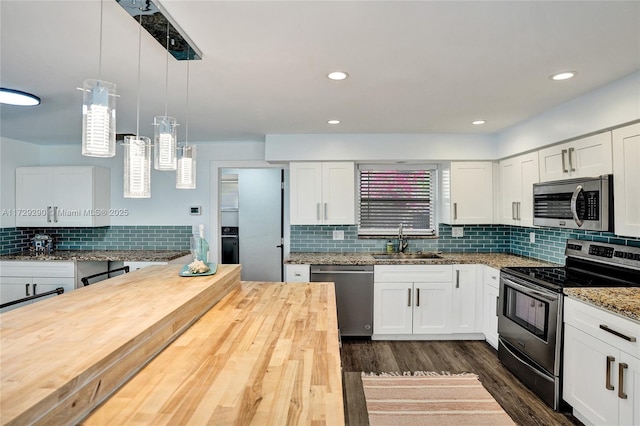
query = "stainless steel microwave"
xmin=533 ymin=175 xmax=613 ymax=231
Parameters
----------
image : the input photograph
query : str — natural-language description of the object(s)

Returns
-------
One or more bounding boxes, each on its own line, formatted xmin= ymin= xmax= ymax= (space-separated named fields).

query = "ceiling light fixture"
xmin=81 ymin=0 xmax=117 ymax=158
xmin=154 ymin=22 xmax=178 ymax=171
xmin=551 ymin=71 xmax=576 ymax=81
xmin=0 ymin=88 xmax=41 ymax=106
xmin=176 ymin=49 xmax=196 ymax=190
xmin=124 ymin=13 xmax=151 ymax=198
xmin=472 ymin=120 xmax=486 ymax=125
xmin=327 ymin=71 xmax=349 ymax=81
xmin=328 ymin=119 xmax=340 ymax=125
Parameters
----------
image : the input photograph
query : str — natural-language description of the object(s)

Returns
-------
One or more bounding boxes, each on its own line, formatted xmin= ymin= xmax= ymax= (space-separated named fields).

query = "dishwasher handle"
xmin=310 ymin=265 xmax=374 ymax=274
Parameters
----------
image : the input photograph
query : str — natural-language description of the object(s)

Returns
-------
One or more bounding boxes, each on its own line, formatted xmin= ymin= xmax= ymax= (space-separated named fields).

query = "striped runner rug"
xmin=361 ymin=371 xmax=515 ymax=426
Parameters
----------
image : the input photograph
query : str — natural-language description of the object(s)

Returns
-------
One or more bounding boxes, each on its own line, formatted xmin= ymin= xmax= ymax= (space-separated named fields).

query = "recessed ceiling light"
xmin=0 ymin=88 xmax=41 ymax=106
xmin=472 ymin=120 xmax=486 ymax=125
xmin=327 ymin=71 xmax=349 ymax=81
xmin=550 ymin=71 xmax=576 ymax=81
xmin=328 ymin=119 xmax=340 ymax=125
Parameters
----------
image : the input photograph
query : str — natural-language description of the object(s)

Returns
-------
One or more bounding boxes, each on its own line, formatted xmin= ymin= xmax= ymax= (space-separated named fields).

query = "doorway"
xmin=220 ymin=168 xmax=284 ymax=282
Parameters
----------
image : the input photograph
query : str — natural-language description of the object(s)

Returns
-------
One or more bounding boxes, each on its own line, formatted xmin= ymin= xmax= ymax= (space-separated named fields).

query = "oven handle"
xmin=570 ymin=185 xmax=584 ymax=228
xmin=502 ymin=276 xmax=558 ymax=303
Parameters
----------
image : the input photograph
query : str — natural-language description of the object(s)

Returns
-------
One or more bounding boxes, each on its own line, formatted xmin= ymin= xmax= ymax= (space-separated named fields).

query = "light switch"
xmin=333 ymin=230 xmax=344 ymax=240
xmin=452 ymin=227 xmax=464 ymax=237
xmin=530 ymin=232 xmax=536 ymax=243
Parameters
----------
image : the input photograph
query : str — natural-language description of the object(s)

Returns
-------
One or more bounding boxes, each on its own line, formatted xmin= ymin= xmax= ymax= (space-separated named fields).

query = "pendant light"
xmin=176 ymin=49 xmax=196 ymax=189
xmin=81 ymin=0 xmax=117 ymax=158
xmin=124 ymin=13 xmax=151 ymax=198
xmin=154 ymin=22 xmax=177 ymax=171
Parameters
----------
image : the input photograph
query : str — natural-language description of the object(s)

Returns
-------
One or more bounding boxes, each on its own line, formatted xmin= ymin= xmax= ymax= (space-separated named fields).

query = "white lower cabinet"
xmin=123 ymin=261 xmax=168 ymax=271
xmin=285 ymin=264 xmax=310 ymax=282
xmin=563 ymin=297 xmax=640 ymax=426
xmin=373 ymin=264 xmax=483 ymax=339
xmin=0 ymin=261 xmax=75 ymax=312
xmin=482 ymin=266 xmax=500 ymax=349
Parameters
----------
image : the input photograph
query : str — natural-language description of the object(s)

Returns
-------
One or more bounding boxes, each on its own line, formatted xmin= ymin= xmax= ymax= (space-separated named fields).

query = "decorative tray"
xmin=179 ymin=262 xmax=218 ymax=277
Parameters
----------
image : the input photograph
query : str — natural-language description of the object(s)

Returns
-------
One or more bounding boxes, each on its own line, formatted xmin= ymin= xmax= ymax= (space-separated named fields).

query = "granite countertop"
xmin=0 ymin=250 xmax=190 ymax=262
xmin=564 ymin=288 xmax=640 ymax=323
xmin=285 ymin=252 xmax=558 ymax=270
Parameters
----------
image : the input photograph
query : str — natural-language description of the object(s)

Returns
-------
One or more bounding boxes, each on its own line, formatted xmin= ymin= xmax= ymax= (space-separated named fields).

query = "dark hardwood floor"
xmin=340 ymin=339 xmax=581 ymax=426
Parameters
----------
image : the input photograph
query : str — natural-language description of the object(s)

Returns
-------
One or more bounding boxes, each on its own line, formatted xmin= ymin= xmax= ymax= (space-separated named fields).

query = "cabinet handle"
xmin=517 ymin=202 xmax=521 ymax=220
xmin=416 ymin=288 xmax=420 ymax=307
xmin=496 ymin=296 xmax=500 ymax=317
xmin=25 ymin=283 xmax=30 ymax=297
xmin=568 ymin=147 xmax=576 ymax=172
xmin=619 ymin=362 xmax=628 ymax=399
xmin=456 ymin=270 xmax=460 ymax=288
xmin=316 ymin=203 xmax=321 ymax=221
xmin=294 ymin=273 xmax=301 ymax=277
xmin=324 ymin=203 xmax=328 ymax=220
xmin=47 ymin=206 xmax=52 ymax=223
xmin=512 ymin=202 xmax=517 ymax=220
xmin=561 ymin=149 xmax=569 ymax=173
xmin=407 ymin=288 xmax=412 ymax=307
xmin=453 ymin=203 xmax=458 ymax=220
xmin=606 ymin=355 xmax=615 ymax=390
xmin=53 ymin=206 xmax=58 ymax=223
xmin=33 ymin=283 xmax=37 ymax=294
xmin=599 ymin=324 xmax=637 ymax=342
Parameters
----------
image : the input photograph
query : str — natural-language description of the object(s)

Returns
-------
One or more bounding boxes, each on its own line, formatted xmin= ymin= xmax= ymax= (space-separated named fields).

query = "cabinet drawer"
xmin=484 ymin=266 xmax=500 ymax=289
xmin=564 ymin=297 xmax=639 ymax=358
xmin=374 ymin=265 xmax=452 ymax=283
xmin=0 ymin=261 xmax=75 ymax=278
xmin=285 ymin=264 xmax=310 ymax=282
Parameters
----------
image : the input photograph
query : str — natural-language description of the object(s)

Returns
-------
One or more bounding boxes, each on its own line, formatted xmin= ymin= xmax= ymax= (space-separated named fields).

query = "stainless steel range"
xmin=498 ymin=239 xmax=640 ymax=410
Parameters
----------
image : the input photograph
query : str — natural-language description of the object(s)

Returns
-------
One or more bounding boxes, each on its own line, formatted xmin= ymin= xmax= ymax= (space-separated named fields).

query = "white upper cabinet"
xmin=448 ymin=162 xmax=494 ymax=225
xmin=289 ymin=162 xmax=355 ymax=225
xmin=499 ymin=152 xmax=539 ymax=227
xmin=538 ymin=132 xmax=613 ymax=182
xmin=16 ymin=166 xmax=110 ymax=227
xmin=612 ymin=123 xmax=640 ymax=238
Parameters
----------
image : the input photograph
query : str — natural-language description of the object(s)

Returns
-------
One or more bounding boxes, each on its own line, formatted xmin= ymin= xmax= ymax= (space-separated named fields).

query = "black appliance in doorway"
xmin=498 ymin=239 xmax=640 ymax=410
xmin=221 ymin=227 xmax=239 ymax=264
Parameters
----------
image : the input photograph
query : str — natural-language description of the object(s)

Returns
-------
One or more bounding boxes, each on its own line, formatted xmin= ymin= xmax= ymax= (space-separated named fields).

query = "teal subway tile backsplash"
xmin=0 ymin=226 xmax=191 ymax=254
xmin=290 ymin=223 xmax=640 ymax=264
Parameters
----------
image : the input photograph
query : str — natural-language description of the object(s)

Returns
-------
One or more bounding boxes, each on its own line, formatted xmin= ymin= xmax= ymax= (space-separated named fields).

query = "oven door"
xmin=498 ymin=273 xmax=562 ymax=376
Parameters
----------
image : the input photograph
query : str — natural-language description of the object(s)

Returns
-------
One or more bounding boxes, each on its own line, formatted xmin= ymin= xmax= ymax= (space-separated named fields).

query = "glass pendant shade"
xmin=153 ymin=116 xmax=177 ymax=170
xmin=124 ymin=136 xmax=151 ymax=198
xmin=176 ymin=145 xmax=196 ymax=189
xmin=82 ymin=79 xmax=116 ymax=157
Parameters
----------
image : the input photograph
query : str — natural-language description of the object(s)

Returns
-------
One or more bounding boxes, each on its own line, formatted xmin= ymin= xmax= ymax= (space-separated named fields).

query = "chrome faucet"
xmin=398 ymin=223 xmax=408 ymax=253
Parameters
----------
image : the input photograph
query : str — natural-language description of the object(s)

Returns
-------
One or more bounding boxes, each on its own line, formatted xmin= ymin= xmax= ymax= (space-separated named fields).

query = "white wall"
xmin=0 ymin=138 xmax=41 ymax=227
xmin=496 ymin=71 xmax=640 ymax=158
xmin=1 ymin=140 xmax=265 ymax=227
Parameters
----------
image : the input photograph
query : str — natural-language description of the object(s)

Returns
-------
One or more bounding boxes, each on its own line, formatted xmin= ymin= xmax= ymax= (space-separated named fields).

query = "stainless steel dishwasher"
xmin=310 ymin=265 xmax=374 ymax=337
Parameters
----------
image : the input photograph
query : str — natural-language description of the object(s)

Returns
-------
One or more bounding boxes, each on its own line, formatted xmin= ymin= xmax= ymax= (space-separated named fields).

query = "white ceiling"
xmin=1 ymin=1 xmax=639 ymax=146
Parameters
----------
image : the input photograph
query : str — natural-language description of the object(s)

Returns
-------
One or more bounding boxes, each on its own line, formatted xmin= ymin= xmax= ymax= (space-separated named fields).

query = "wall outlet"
xmin=333 ymin=230 xmax=344 ymax=240
xmin=530 ymin=232 xmax=536 ymax=243
xmin=452 ymin=227 xmax=464 ymax=238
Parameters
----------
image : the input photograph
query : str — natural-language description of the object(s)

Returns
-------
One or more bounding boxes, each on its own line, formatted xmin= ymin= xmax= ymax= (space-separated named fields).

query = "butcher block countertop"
xmin=285 ymin=251 xmax=558 ymax=269
xmin=0 ymin=264 xmax=343 ymax=425
xmin=0 ymin=249 xmax=190 ymax=262
xmin=564 ymin=287 xmax=640 ymax=323
xmin=83 ymin=281 xmax=344 ymax=425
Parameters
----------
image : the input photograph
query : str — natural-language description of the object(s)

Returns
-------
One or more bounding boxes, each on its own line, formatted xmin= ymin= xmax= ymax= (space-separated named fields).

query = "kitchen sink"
xmin=372 ymin=252 xmax=443 ymax=260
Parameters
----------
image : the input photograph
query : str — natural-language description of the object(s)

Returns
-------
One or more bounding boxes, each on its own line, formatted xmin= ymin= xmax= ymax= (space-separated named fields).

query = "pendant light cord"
xmin=136 ymin=13 xmax=142 ymax=138
xmin=98 ymin=0 xmax=104 ymax=79
xmin=185 ymin=48 xmax=190 ymax=145
xmin=164 ymin=22 xmax=170 ymax=117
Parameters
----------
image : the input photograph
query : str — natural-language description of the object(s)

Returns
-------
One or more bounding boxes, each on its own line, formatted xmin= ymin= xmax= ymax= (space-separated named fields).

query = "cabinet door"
xmin=571 ymin=132 xmax=613 ymax=178
xmin=451 ymin=265 xmax=477 ymax=332
xmin=483 ymin=280 xmax=499 ymax=349
xmin=563 ymin=324 xmax=619 ymax=426
xmin=289 ymin=163 xmax=323 ymax=225
xmin=499 ymin=158 xmax=519 ymax=225
xmin=619 ymin=352 xmax=640 ymax=426
xmin=413 ymin=282 xmax=452 ymax=334
xmin=322 ymin=162 xmax=355 ymax=225
xmin=613 ymin=123 xmax=640 ymax=238
xmin=15 ymin=167 xmax=53 ymax=226
xmin=0 ymin=276 xmax=32 ymax=305
xmin=32 ymin=278 xmax=75 ymax=298
xmin=450 ymin=162 xmax=493 ymax=224
xmin=53 ymin=167 xmax=95 ymax=226
xmin=373 ymin=282 xmax=413 ymax=335
xmin=518 ymin=152 xmax=539 ymax=227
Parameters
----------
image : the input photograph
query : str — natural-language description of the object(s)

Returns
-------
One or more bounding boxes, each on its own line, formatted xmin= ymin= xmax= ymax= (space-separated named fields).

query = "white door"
xmin=450 ymin=162 xmax=493 ymax=224
xmin=289 ymin=162 xmax=322 ymax=225
xmin=451 ymin=265 xmax=477 ymax=332
xmin=519 ymin=152 xmax=539 ymax=227
xmin=613 ymin=123 xmax=640 ymax=238
xmin=413 ymin=282 xmax=451 ymax=333
xmin=619 ymin=351 xmax=640 ymax=426
xmin=238 ymin=168 xmax=283 ymax=282
xmin=373 ymin=282 xmax=413 ymax=335
xmin=322 ymin=162 xmax=355 ymax=225
xmin=15 ymin=167 xmax=53 ymax=227
xmin=53 ymin=167 xmax=94 ymax=226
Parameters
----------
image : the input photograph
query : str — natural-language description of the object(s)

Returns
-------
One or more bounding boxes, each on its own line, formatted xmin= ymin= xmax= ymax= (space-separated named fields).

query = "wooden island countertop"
xmin=0 ymin=264 xmax=344 ymax=425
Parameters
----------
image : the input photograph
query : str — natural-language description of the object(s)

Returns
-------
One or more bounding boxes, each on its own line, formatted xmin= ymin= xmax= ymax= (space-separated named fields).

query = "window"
xmin=358 ymin=165 xmax=437 ymax=236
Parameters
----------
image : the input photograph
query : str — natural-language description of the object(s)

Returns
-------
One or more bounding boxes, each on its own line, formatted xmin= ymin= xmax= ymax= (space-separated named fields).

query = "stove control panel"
xmin=589 ymin=244 xmax=614 ymax=258
xmin=566 ymin=239 xmax=640 ymax=270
